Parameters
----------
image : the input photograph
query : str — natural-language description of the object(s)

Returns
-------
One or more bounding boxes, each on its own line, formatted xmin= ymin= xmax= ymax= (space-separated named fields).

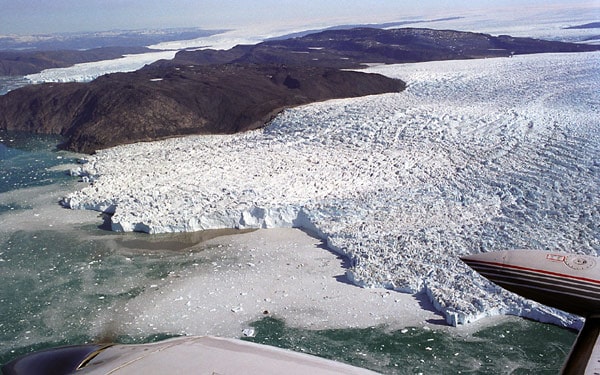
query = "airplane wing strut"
xmin=562 ymin=315 xmax=600 ymax=375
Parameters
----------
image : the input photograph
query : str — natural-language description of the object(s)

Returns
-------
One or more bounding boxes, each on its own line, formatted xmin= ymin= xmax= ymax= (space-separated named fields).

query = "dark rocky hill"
xmin=170 ymin=27 xmax=600 ymax=68
xmin=0 ymin=64 xmax=404 ymax=153
xmin=1 ymin=27 xmax=598 ymax=154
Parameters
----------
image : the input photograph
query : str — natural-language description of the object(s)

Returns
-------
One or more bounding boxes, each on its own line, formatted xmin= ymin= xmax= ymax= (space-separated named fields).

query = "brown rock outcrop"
xmin=0 ymin=64 xmax=404 ymax=153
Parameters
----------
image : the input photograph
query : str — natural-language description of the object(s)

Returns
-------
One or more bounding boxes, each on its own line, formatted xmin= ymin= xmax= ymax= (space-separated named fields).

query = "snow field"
xmin=64 ymin=51 xmax=600 ymax=328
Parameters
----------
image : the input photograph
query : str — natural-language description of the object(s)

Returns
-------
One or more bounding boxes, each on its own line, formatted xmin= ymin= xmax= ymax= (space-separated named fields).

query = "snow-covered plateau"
xmin=64 ymin=51 xmax=600 ymax=329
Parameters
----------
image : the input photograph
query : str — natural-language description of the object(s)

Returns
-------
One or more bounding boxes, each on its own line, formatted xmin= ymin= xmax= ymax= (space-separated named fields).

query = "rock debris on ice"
xmin=64 ymin=52 xmax=600 ymax=328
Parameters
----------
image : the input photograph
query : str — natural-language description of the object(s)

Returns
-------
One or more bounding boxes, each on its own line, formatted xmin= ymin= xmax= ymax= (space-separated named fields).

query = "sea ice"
xmin=97 ymin=228 xmax=445 ymax=339
xmin=63 ymin=51 xmax=600 ymax=328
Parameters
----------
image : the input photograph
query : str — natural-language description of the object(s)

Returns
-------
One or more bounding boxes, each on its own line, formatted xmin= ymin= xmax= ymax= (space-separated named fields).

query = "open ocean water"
xmin=0 ymin=115 xmax=578 ymax=373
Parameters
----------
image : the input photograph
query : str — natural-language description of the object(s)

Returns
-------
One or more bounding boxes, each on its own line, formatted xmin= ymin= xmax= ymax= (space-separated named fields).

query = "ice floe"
xmin=63 ymin=51 xmax=600 ymax=328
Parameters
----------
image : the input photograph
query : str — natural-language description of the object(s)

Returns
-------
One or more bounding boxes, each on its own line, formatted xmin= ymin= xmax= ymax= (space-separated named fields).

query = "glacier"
xmin=24 ymin=50 xmax=179 ymax=83
xmin=63 ymin=51 xmax=600 ymax=328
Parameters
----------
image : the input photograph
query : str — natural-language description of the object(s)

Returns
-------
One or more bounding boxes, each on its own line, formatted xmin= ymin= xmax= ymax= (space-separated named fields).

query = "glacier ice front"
xmin=63 ymin=51 xmax=600 ymax=328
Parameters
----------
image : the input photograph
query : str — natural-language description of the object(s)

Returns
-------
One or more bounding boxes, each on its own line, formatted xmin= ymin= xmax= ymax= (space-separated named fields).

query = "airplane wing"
xmin=2 ymin=336 xmax=379 ymax=375
xmin=461 ymin=250 xmax=600 ymax=375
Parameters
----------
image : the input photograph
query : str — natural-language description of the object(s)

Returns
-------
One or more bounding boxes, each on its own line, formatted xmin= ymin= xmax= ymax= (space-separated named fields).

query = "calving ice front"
xmin=64 ymin=50 xmax=600 ymax=329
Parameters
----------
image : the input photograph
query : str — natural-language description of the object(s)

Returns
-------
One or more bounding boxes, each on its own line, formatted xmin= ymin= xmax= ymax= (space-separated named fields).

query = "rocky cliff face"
xmin=1 ymin=27 xmax=598 ymax=153
xmin=0 ymin=64 xmax=404 ymax=153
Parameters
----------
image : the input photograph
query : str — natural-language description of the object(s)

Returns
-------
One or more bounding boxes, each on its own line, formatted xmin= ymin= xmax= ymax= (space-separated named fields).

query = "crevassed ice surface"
xmin=64 ymin=51 xmax=600 ymax=327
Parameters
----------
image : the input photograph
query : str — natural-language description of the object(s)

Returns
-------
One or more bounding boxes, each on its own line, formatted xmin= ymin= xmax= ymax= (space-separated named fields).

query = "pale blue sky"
xmin=0 ymin=0 xmax=594 ymax=35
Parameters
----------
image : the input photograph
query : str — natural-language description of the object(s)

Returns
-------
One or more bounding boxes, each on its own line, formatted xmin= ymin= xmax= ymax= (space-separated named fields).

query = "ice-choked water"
xmin=64 ymin=51 xmax=600 ymax=328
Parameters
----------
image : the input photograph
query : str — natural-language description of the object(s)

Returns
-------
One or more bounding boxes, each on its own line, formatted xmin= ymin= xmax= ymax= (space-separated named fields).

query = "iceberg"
xmin=63 ymin=51 xmax=600 ymax=328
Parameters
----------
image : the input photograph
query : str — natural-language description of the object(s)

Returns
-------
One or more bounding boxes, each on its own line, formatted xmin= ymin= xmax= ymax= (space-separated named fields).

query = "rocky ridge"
xmin=0 ymin=64 xmax=404 ymax=153
xmin=1 ymin=27 xmax=599 ymax=153
xmin=171 ymin=27 xmax=600 ymax=68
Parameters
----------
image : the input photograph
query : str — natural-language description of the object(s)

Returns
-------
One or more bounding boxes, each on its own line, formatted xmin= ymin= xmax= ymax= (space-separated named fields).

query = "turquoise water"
xmin=0 ymin=130 xmax=72 ymax=193
xmin=0 ymin=228 xmax=213 ymax=365
xmin=244 ymin=317 xmax=575 ymax=374
xmin=0 ymin=132 xmax=578 ymax=373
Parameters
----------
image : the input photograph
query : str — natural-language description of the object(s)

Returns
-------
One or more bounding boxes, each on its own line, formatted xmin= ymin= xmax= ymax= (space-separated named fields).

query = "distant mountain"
xmin=0 ymin=28 xmax=226 ymax=51
xmin=170 ymin=27 xmax=600 ymax=69
xmin=0 ymin=28 xmax=226 ymax=76
xmin=263 ymin=17 xmax=464 ymax=41
xmin=565 ymin=22 xmax=600 ymax=29
xmin=1 ymin=27 xmax=599 ymax=154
